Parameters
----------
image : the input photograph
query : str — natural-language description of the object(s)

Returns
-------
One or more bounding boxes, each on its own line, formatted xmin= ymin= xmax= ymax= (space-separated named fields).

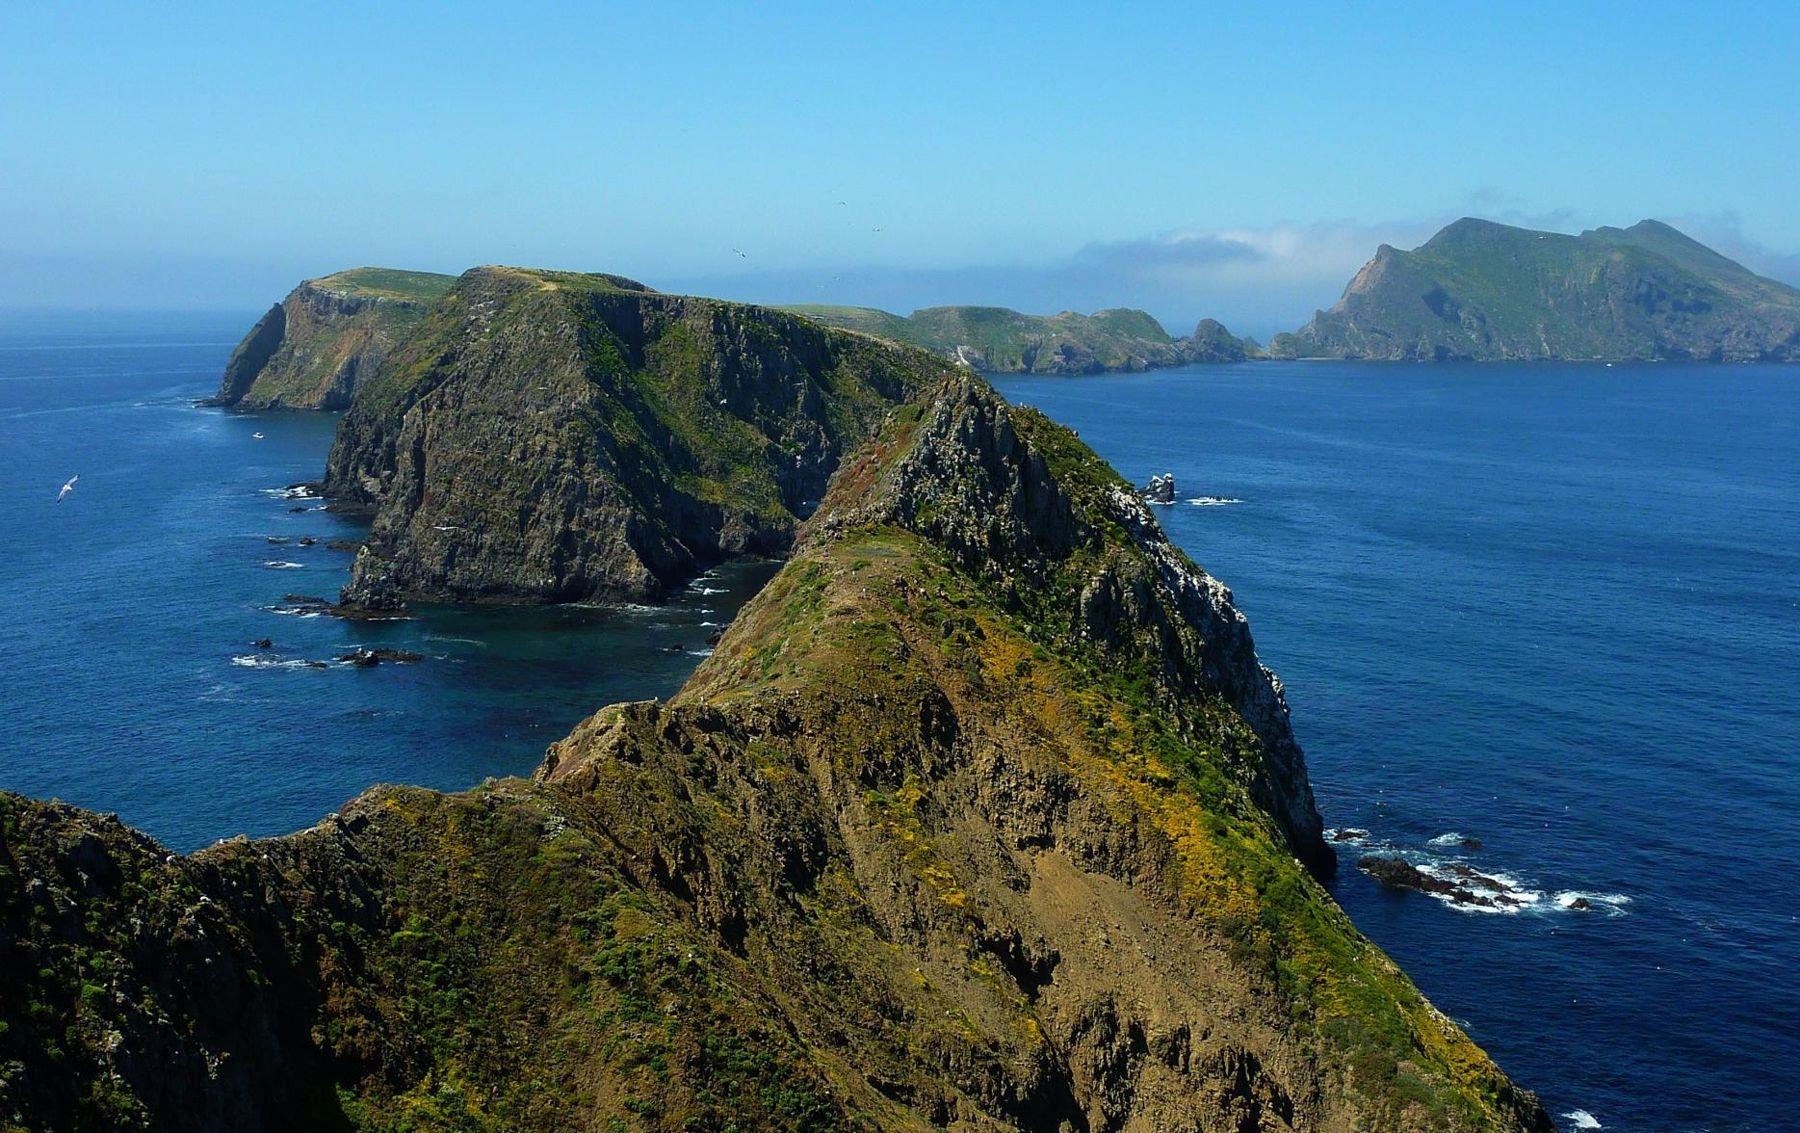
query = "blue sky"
xmin=3 ymin=2 xmax=1797 ymax=334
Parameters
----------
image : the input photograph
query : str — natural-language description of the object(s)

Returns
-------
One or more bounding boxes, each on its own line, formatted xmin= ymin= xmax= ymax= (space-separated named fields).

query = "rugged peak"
xmin=1278 ymin=216 xmax=1800 ymax=361
xmin=809 ymin=374 xmax=1333 ymax=871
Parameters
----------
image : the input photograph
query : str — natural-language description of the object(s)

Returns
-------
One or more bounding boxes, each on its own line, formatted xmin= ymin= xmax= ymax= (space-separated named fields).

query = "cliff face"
xmin=1272 ymin=218 xmax=1800 ymax=362
xmin=785 ymin=304 xmax=1258 ymax=373
xmin=325 ymin=268 xmax=949 ymax=606
xmin=1 ymin=374 xmax=1550 ymax=1133
xmin=207 ymin=269 xmax=455 ymax=410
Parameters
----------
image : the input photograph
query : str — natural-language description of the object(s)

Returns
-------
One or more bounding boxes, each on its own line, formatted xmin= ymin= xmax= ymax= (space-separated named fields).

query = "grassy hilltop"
xmin=1273 ymin=218 xmax=1800 ymax=362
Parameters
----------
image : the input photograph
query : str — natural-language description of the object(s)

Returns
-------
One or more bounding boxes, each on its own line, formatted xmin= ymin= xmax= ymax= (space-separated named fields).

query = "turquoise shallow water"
xmin=2 ymin=315 xmax=1795 ymax=1131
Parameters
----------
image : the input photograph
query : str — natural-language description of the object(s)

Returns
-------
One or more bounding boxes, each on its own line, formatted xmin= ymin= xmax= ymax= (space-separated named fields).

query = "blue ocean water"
xmin=2 ymin=316 xmax=1795 ymax=1132
xmin=0 ymin=312 xmax=774 ymax=850
xmin=994 ymin=364 xmax=1799 ymax=1133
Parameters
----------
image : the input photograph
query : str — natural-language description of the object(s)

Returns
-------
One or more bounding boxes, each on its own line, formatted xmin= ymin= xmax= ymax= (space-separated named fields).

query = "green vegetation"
xmin=1277 ymin=217 xmax=1800 ymax=361
xmin=325 ymin=266 xmax=954 ymax=605
xmin=208 ymin=266 xmax=457 ymax=410
xmin=785 ymin=301 xmax=1256 ymax=372
xmin=311 ymin=268 xmax=458 ymax=303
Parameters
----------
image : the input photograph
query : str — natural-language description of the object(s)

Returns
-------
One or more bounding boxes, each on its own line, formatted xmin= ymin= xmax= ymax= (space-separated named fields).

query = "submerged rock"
xmin=1360 ymin=855 xmax=1524 ymax=909
xmin=336 ymin=647 xmax=423 ymax=667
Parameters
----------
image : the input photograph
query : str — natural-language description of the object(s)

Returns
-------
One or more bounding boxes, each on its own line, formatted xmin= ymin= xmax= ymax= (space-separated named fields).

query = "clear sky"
xmin=4 ymin=1 xmax=1797 ymax=335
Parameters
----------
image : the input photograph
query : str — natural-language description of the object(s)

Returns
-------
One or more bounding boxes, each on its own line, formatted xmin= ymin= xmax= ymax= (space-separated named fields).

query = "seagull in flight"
xmin=57 ymin=475 xmax=78 ymax=502
xmin=731 ymin=248 xmax=747 ymax=258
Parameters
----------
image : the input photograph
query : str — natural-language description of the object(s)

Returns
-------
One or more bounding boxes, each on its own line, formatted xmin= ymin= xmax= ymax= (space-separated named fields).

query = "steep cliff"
xmin=207 ymin=269 xmax=455 ymax=410
xmin=786 ymin=304 xmax=1259 ymax=373
xmin=0 ymin=374 xmax=1550 ymax=1133
xmin=325 ymin=267 xmax=950 ymax=606
xmin=1272 ymin=218 xmax=1800 ymax=362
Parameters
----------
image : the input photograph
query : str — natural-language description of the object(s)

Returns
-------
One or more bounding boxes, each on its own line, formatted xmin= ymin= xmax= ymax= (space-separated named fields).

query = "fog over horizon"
xmin=5 ymin=209 xmax=1798 ymax=343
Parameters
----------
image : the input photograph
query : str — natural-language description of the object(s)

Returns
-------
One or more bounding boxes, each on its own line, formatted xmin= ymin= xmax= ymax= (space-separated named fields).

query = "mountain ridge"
xmin=1271 ymin=217 xmax=1800 ymax=362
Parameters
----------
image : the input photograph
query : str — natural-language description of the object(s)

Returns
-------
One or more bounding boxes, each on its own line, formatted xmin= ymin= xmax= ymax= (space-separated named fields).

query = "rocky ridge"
xmin=2 ymin=371 xmax=1550 ymax=1132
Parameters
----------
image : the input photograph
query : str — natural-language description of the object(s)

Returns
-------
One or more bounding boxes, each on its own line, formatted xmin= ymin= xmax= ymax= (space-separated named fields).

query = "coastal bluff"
xmin=206 ymin=268 xmax=455 ymax=410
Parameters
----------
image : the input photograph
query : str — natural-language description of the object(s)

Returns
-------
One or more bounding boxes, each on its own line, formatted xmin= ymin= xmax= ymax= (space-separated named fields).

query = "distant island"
xmin=1272 ymin=217 xmax=1800 ymax=362
xmin=783 ymin=303 xmax=1257 ymax=373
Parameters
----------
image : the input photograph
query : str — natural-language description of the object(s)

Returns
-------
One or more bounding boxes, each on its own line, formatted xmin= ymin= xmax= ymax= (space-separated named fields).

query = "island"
xmin=784 ymin=303 xmax=1259 ymax=373
xmin=1271 ymin=217 xmax=1800 ymax=362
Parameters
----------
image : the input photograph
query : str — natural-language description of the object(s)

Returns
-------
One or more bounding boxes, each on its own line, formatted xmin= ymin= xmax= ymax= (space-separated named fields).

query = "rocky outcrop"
xmin=787 ymin=304 xmax=1261 ymax=373
xmin=205 ymin=269 xmax=455 ymax=409
xmin=1181 ymin=317 xmax=1256 ymax=362
xmin=1272 ymin=217 xmax=1800 ymax=362
xmin=325 ymin=267 xmax=951 ymax=607
xmin=815 ymin=377 xmax=1331 ymax=871
xmin=1142 ymin=472 xmax=1177 ymax=504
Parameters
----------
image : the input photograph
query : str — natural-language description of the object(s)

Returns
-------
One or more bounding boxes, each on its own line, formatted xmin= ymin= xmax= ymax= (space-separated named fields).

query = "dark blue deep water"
xmin=2 ymin=315 xmax=1794 ymax=1132
xmin=0 ymin=312 xmax=774 ymax=848
xmin=994 ymin=364 xmax=1799 ymax=1133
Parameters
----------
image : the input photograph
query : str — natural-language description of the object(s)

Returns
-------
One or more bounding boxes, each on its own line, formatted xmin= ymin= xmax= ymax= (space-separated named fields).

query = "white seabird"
xmin=57 ymin=475 xmax=78 ymax=502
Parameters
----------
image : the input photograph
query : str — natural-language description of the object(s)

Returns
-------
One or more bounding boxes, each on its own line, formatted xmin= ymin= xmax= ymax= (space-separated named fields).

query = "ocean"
xmin=2 ymin=314 xmax=1794 ymax=1132
xmin=0 ymin=311 xmax=775 ymax=850
xmin=993 ymin=364 xmax=1799 ymax=1133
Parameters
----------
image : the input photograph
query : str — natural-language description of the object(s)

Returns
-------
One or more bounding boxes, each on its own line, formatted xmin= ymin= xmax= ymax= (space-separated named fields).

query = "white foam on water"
xmin=700 ymin=621 xmax=723 ymax=628
xmin=230 ymin=655 xmax=322 ymax=671
xmin=696 ymin=586 xmax=726 ymax=595
xmin=1428 ymin=831 xmax=1469 ymax=846
xmin=1187 ymin=496 xmax=1244 ymax=507
xmin=687 ymin=648 xmax=715 ymax=657
xmin=266 ymin=605 xmax=324 ymax=618
xmin=1554 ymin=891 xmax=1632 ymax=914
xmin=263 ymin=561 xmax=305 ymax=570
xmin=1562 ymin=1109 xmax=1602 ymax=1130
